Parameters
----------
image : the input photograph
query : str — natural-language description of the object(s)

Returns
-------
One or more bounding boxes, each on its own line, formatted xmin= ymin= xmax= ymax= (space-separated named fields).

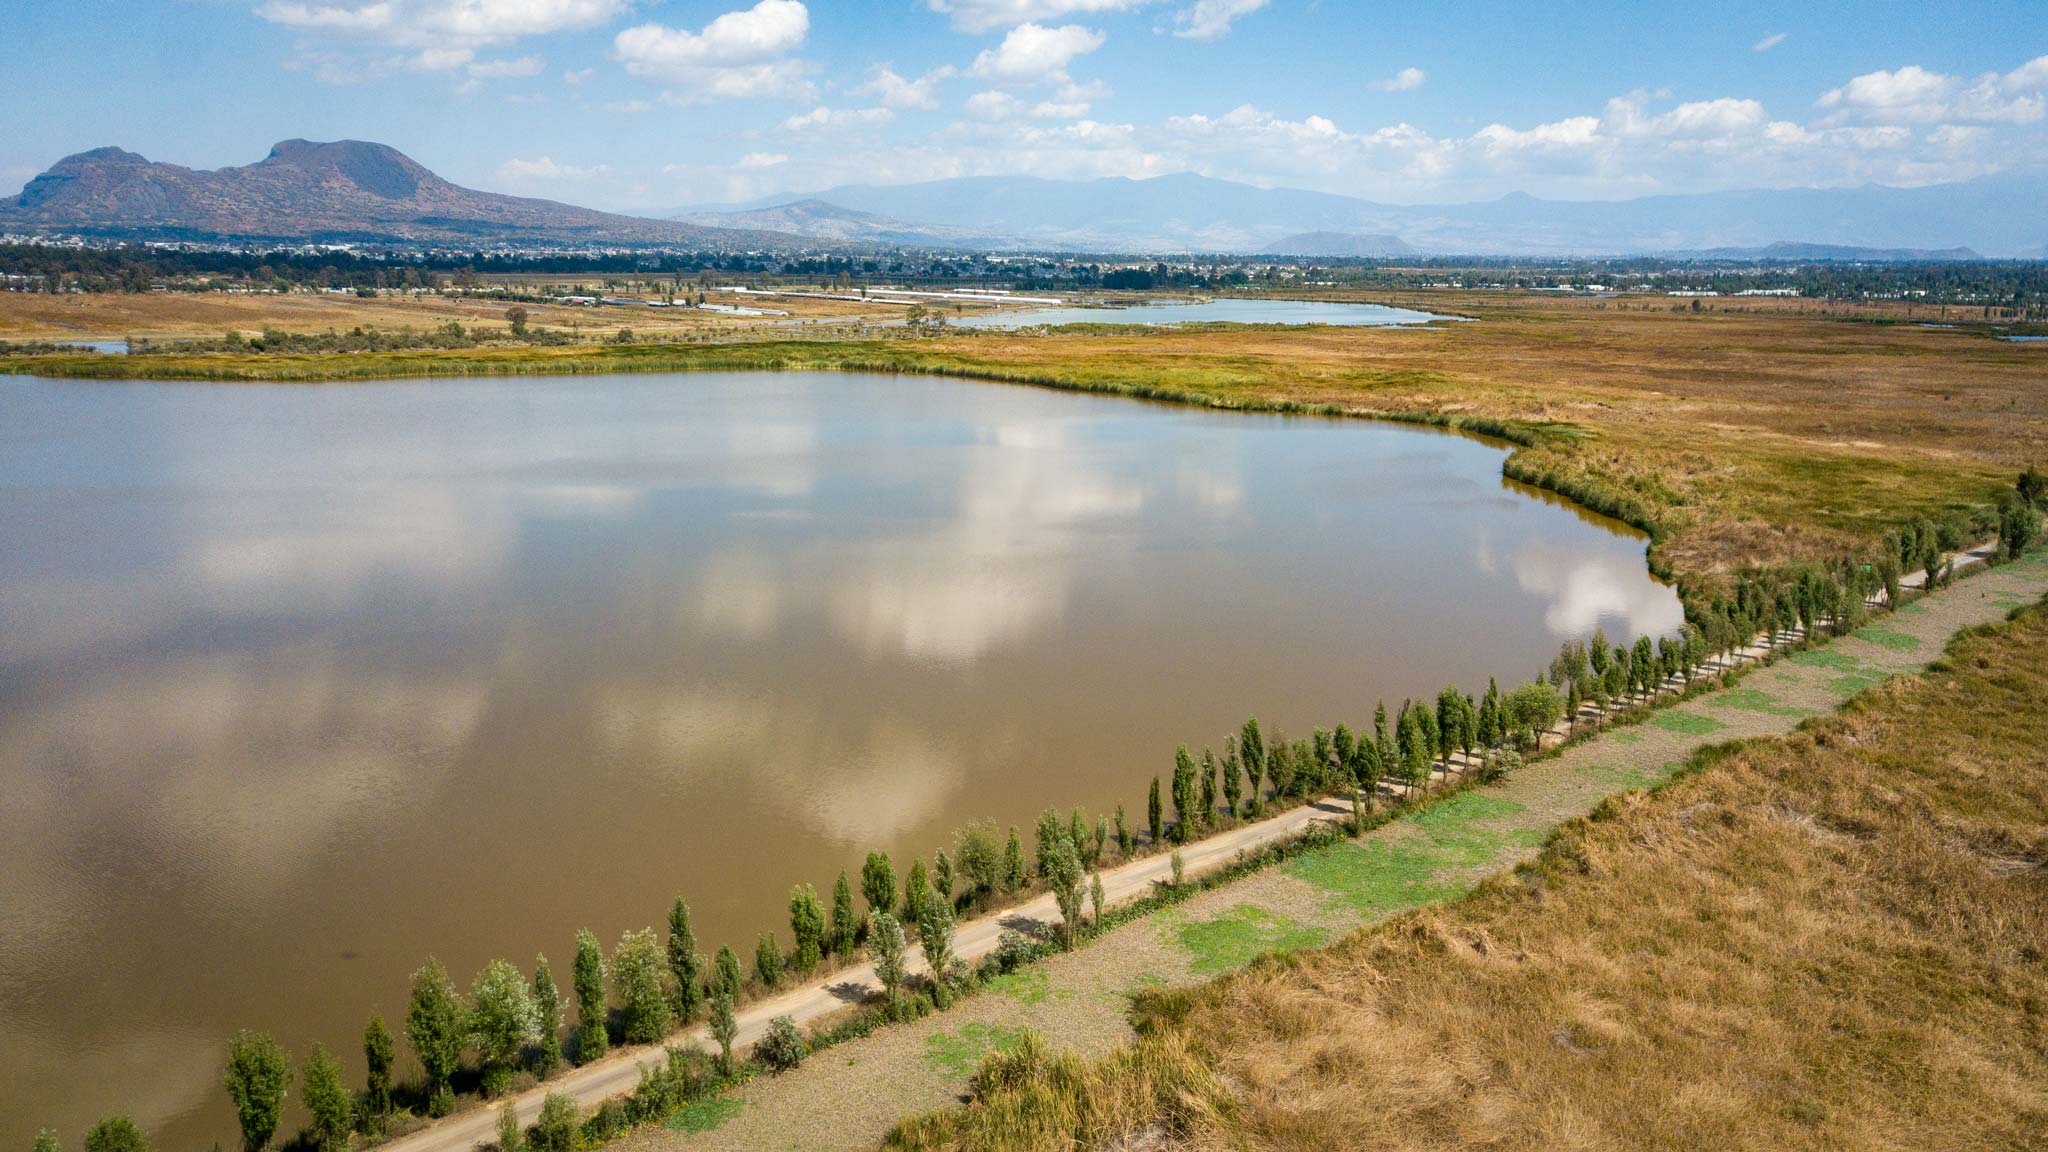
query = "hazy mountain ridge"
xmin=704 ymin=169 xmax=2048 ymax=256
xmin=0 ymin=140 xmax=799 ymax=248
xmin=1260 ymin=231 xmax=1417 ymax=257
xmin=674 ymin=198 xmax=1008 ymax=249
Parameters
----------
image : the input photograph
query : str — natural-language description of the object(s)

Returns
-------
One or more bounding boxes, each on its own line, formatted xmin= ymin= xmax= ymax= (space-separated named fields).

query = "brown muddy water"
xmin=0 ymin=371 xmax=1681 ymax=1147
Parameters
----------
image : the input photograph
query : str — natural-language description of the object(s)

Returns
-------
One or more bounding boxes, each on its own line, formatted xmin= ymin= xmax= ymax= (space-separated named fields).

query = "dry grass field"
xmin=891 ymin=591 xmax=2048 ymax=1152
xmin=5 ymin=288 xmax=2044 ymax=582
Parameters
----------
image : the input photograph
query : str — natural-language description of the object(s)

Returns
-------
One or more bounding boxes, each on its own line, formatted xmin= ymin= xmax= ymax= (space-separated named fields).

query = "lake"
xmin=947 ymin=298 xmax=1448 ymax=329
xmin=0 ymin=370 xmax=1679 ymax=1148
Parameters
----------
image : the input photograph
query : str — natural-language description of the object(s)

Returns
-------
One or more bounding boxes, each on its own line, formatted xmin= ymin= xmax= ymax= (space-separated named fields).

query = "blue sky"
xmin=5 ymin=0 xmax=2046 ymax=212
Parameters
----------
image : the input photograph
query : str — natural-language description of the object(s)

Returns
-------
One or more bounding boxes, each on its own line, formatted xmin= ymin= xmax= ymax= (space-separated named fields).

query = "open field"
xmin=6 ymin=289 xmax=2043 ymax=582
xmin=888 ymin=573 xmax=2048 ymax=1152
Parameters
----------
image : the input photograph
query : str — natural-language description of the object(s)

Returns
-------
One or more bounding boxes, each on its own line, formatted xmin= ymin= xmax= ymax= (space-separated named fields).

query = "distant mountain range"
xmin=0 ymin=140 xmax=791 ymax=248
xmin=686 ymin=168 xmax=2048 ymax=257
xmin=1260 ymin=231 xmax=1416 ymax=257
xmin=7 ymin=138 xmax=2045 ymax=258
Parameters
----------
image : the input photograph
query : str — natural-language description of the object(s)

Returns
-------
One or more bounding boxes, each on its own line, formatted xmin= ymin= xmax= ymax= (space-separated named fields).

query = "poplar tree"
xmin=862 ymin=851 xmax=896 ymax=920
xmin=1147 ymin=777 xmax=1163 ymax=846
xmin=789 ymin=884 xmax=826 ymax=974
xmin=1034 ymin=809 xmax=1065 ymax=879
xmin=1200 ymin=749 xmax=1219 ymax=824
xmin=1114 ymin=804 xmax=1132 ymax=855
xmin=223 ymin=1030 xmax=289 ymax=1152
xmin=955 ymin=822 xmax=1001 ymax=895
xmin=667 ymin=899 xmax=704 ymax=1024
xmin=1003 ymin=827 xmax=1025 ymax=890
xmin=1044 ymin=837 xmax=1084 ymax=947
xmin=1170 ymin=746 xmax=1198 ymax=842
xmin=470 ymin=959 xmax=540 ymax=1090
xmin=1239 ymin=717 xmax=1267 ymax=801
xmin=572 ymin=930 xmax=608 ymax=1063
xmin=406 ymin=958 xmax=466 ymax=1107
xmin=932 ymin=849 xmax=955 ymax=906
xmin=869 ymin=912 xmax=908 ymax=1004
xmin=712 ymin=945 xmax=742 ymax=1001
xmin=755 ymin=932 xmax=784 ymax=989
xmin=1221 ymin=742 xmax=1244 ymax=816
xmin=902 ymin=861 xmax=930 ymax=927
xmin=362 ymin=1015 xmax=394 ymax=1119
xmin=829 ymin=871 xmax=858 ymax=957
xmin=1332 ymin=725 xmax=1357 ymax=787
xmin=708 ymin=994 xmax=738 ymax=1076
xmin=532 ymin=955 xmax=563 ymax=1075
xmin=300 ymin=1045 xmax=351 ymax=1152
xmin=918 ymin=892 xmax=957 ymax=984
xmin=614 ymin=928 xmax=671 ymax=1044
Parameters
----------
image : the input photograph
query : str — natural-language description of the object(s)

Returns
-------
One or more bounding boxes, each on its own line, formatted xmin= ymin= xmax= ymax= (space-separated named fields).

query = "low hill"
xmin=673 ymin=198 xmax=1004 ymax=249
xmin=1678 ymin=240 xmax=1984 ymax=262
xmin=0 ymin=140 xmax=800 ymax=248
xmin=1259 ymin=230 xmax=1416 ymax=257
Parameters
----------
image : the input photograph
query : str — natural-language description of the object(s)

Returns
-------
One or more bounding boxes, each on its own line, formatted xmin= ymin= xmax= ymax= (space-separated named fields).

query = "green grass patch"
xmin=1895 ymin=602 xmax=1930 ymax=615
xmin=1651 ymin=710 xmax=1726 ymax=735
xmin=664 ymin=1096 xmax=743 ymax=1133
xmin=1287 ymin=791 xmax=1533 ymax=918
xmin=1825 ymin=671 xmax=1890 ymax=698
xmin=1709 ymin=688 xmax=1818 ymax=717
xmin=1173 ymin=905 xmax=1328 ymax=974
xmin=1790 ymin=649 xmax=1863 ymax=672
xmin=924 ymin=1023 xmax=1026 ymax=1077
xmin=986 ymin=968 xmax=1054 ymax=1006
xmin=1853 ymin=627 xmax=1923 ymax=652
xmin=1579 ymin=762 xmax=1656 ymax=791
xmin=1609 ymin=730 xmax=1643 ymax=745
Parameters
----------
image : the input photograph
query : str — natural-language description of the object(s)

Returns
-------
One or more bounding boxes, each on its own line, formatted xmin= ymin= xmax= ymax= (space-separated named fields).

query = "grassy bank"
xmin=888 ymin=591 xmax=2048 ymax=1151
xmin=8 ymin=292 xmax=2038 ymax=585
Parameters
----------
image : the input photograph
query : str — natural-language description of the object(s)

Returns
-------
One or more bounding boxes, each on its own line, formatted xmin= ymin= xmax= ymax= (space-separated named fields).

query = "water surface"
xmin=0 ymin=370 xmax=1677 ymax=1147
xmin=949 ymin=297 xmax=1447 ymax=329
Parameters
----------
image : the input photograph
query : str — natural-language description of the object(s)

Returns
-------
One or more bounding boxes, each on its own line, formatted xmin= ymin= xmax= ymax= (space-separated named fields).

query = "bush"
xmin=83 ymin=1118 xmax=145 ymax=1152
xmin=528 ymin=1093 xmax=580 ymax=1152
xmin=991 ymin=929 xmax=1046 ymax=974
xmin=757 ymin=1016 xmax=807 ymax=1073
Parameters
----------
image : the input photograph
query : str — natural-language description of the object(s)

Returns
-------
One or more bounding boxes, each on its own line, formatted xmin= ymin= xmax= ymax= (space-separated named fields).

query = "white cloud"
xmin=970 ymin=22 xmax=1105 ymax=85
xmin=1169 ymin=0 xmax=1266 ymax=41
xmin=782 ymin=105 xmax=895 ymax=131
xmin=468 ymin=54 xmax=545 ymax=79
xmin=966 ymin=90 xmax=1025 ymax=119
xmin=926 ymin=0 xmax=1152 ymax=35
xmin=1370 ymin=66 xmax=1426 ymax=93
xmin=497 ymin=155 xmax=611 ymax=181
xmin=1753 ymin=32 xmax=1788 ymax=52
xmin=259 ymin=0 xmax=626 ymax=51
xmin=563 ymin=66 xmax=595 ymax=83
xmin=614 ymin=0 xmax=816 ymax=102
xmin=1818 ymin=58 xmax=2048 ymax=125
xmin=856 ymin=64 xmax=957 ymax=110
xmin=737 ymin=151 xmax=788 ymax=168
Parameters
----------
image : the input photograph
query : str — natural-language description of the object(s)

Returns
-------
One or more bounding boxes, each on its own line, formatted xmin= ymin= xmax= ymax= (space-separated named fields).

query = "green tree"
xmin=903 ymin=860 xmax=930 ymax=926
xmin=1239 ymin=717 xmax=1267 ymax=803
xmin=1033 ymin=808 xmax=1064 ymax=879
xmin=1090 ymin=872 xmax=1106 ymax=925
xmin=1044 ymin=836 xmax=1084 ymax=947
xmin=496 ymin=1103 xmax=522 ymax=1152
xmin=667 ymin=899 xmax=704 ymax=1024
xmin=932 ymin=848 xmax=955 ymax=906
xmin=613 ymin=929 xmax=671 ymax=1044
xmin=757 ymin=1016 xmax=807 ymax=1073
xmin=470 ymin=959 xmax=540 ymax=1092
xmin=532 ymin=955 xmax=563 ymax=1076
xmin=1003 ymin=827 xmax=1025 ymax=890
xmin=1114 ymin=804 xmax=1132 ymax=855
xmin=1507 ymin=680 xmax=1566 ymax=749
xmin=1221 ymin=742 xmax=1244 ymax=817
xmin=83 ymin=1119 xmax=144 ymax=1152
xmin=504 ymin=306 xmax=529 ymax=336
xmin=223 ymin=1030 xmax=290 ymax=1152
xmin=708 ymin=994 xmax=739 ymax=1076
xmin=829 ymin=871 xmax=859 ymax=957
xmin=712 ymin=945 xmax=742 ymax=1001
xmin=2001 ymin=497 xmax=2041 ymax=559
xmin=1170 ymin=746 xmax=1197 ymax=842
xmin=954 ymin=822 xmax=1002 ymax=895
xmin=869 ymin=912 xmax=908 ymax=1004
xmin=34 ymin=1131 xmax=59 ymax=1152
xmin=789 ymin=884 xmax=826 ymax=974
xmin=861 ymin=851 xmax=896 ymax=920
xmin=1199 ymin=749 xmax=1219 ymax=825
xmin=362 ymin=1015 xmax=394 ymax=1119
xmin=406 ymin=958 xmax=466 ymax=1108
xmin=530 ymin=1093 xmax=579 ymax=1152
xmin=755 ymin=931 xmax=784 ymax=989
xmin=1147 ymin=777 xmax=1163 ymax=846
xmin=572 ymin=930 xmax=608 ymax=1063
xmin=300 ymin=1044 xmax=351 ymax=1152
xmin=917 ymin=892 xmax=957 ymax=983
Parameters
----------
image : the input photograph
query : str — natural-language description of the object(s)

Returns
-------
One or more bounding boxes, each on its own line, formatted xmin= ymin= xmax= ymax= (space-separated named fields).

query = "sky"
xmin=4 ymin=0 xmax=2046 ymax=214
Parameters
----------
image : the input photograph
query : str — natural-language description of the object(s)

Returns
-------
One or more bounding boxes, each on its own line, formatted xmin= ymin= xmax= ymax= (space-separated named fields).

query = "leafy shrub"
xmin=756 ymin=1016 xmax=807 ymax=1073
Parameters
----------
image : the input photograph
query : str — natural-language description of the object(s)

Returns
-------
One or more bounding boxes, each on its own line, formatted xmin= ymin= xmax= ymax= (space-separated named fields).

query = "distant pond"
xmin=948 ymin=297 xmax=1451 ymax=329
xmin=0 ymin=369 xmax=1675 ymax=1148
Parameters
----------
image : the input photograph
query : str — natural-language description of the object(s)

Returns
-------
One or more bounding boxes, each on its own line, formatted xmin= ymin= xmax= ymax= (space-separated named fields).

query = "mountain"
xmin=674 ymin=198 xmax=1008 ymax=249
xmin=708 ymin=169 xmax=2048 ymax=256
xmin=1677 ymin=241 xmax=1983 ymax=262
xmin=0 ymin=140 xmax=800 ymax=248
xmin=1260 ymin=231 xmax=1416 ymax=257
